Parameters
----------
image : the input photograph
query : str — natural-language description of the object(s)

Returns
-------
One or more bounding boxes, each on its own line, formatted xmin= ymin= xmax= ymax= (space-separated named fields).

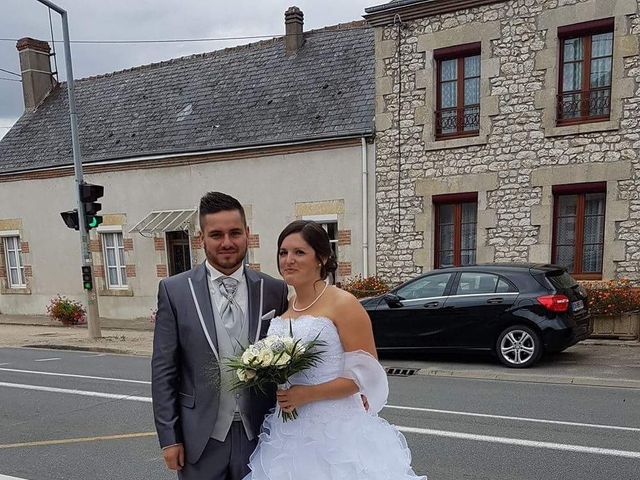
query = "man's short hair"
xmin=199 ymin=192 xmax=247 ymax=228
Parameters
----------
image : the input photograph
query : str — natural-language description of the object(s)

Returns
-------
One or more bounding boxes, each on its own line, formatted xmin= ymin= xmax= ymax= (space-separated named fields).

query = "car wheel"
xmin=496 ymin=325 xmax=542 ymax=368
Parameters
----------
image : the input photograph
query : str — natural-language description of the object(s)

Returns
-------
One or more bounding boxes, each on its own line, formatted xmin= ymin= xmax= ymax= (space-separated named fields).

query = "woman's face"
xmin=278 ymin=232 xmax=321 ymax=287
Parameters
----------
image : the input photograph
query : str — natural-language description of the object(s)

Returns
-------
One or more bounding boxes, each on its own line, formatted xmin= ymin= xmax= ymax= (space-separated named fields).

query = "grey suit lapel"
xmin=245 ymin=267 xmax=263 ymax=344
xmin=188 ymin=262 xmax=219 ymax=361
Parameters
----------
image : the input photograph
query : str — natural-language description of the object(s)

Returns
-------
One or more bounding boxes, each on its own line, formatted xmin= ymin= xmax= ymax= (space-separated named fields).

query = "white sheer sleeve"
xmin=341 ymin=350 xmax=389 ymax=414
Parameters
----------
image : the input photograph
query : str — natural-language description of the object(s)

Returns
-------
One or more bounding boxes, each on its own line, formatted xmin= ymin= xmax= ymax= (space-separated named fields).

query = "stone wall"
xmin=374 ymin=0 xmax=640 ymax=283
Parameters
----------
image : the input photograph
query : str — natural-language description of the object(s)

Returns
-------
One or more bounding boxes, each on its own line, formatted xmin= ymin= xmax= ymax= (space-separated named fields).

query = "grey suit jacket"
xmin=151 ymin=262 xmax=289 ymax=464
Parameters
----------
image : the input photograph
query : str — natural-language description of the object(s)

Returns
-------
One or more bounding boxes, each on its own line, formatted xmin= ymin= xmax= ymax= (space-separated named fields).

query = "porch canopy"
xmin=129 ymin=209 xmax=197 ymax=235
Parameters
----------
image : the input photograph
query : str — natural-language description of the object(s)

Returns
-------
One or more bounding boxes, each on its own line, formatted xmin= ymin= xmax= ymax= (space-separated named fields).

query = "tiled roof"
xmin=0 ymin=23 xmax=374 ymax=174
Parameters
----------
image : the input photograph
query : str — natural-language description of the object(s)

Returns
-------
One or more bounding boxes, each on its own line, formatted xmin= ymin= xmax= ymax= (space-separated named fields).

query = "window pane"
xmin=557 ymin=217 xmax=576 ymax=244
xmin=561 ymin=93 xmax=582 ymax=119
xmin=441 ymin=81 xmax=457 ymax=108
xmin=439 ymin=225 xmax=454 ymax=252
xmin=108 ymin=267 xmax=119 ymax=286
xmin=556 ymin=245 xmax=575 ymax=272
xmin=461 ymin=223 xmax=476 ymax=250
xmin=464 ymin=78 xmax=480 ymax=105
xmin=6 ymin=237 xmax=17 ymax=250
xmin=439 ymin=250 xmax=454 ymax=268
xmin=456 ymin=272 xmax=498 ymax=295
xmin=584 ymin=192 xmax=605 ymax=215
xmin=118 ymin=247 xmax=126 ymax=266
xmin=463 ymin=106 xmax=480 ymax=131
xmin=440 ymin=59 xmax=457 ymax=81
xmin=591 ymin=32 xmax=613 ymax=58
xmin=464 ymin=55 xmax=480 ymax=78
xmin=115 ymin=233 xmax=124 ymax=247
xmin=439 ymin=204 xmax=455 ymax=224
xmin=582 ymin=244 xmax=603 ymax=273
xmin=583 ymin=215 xmax=604 ymax=244
xmin=590 ymin=57 xmax=612 ymax=88
xmin=462 ymin=203 xmax=477 ymax=223
xmin=497 ymin=279 xmax=512 ymax=293
xmin=461 ymin=249 xmax=476 ymax=266
xmin=563 ymin=62 xmax=582 ymax=91
xmin=120 ymin=267 xmax=128 ymax=285
xmin=440 ymin=110 xmax=457 ymax=134
xmin=564 ymin=38 xmax=583 ymax=61
xmin=104 ymin=234 xmax=114 ymax=248
xmin=589 ymin=88 xmax=611 ymax=117
xmin=397 ymin=273 xmax=452 ymax=300
xmin=7 ymin=251 xmax=17 ymax=268
xmin=10 ymin=269 xmax=19 ymax=286
xmin=558 ymin=195 xmax=577 ymax=217
xmin=106 ymin=248 xmax=116 ymax=267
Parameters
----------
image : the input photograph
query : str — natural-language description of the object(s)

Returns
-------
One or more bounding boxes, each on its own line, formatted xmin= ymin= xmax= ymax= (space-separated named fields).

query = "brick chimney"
xmin=285 ymin=6 xmax=304 ymax=55
xmin=16 ymin=37 xmax=56 ymax=111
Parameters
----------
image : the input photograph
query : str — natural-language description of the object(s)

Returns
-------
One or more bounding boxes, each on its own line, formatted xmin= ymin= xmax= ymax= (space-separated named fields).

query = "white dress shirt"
xmin=205 ymin=261 xmax=248 ymax=318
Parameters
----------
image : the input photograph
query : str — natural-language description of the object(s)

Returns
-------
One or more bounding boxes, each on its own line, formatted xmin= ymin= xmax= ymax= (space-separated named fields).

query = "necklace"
xmin=292 ymin=282 xmax=329 ymax=312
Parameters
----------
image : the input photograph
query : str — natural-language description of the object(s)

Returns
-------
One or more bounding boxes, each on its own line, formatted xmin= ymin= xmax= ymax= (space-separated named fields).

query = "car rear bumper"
xmin=544 ymin=318 xmax=593 ymax=352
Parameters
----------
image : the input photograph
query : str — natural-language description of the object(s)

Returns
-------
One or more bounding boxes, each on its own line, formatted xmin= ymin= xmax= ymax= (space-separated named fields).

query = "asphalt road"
xmin=0 ymin=347 xmax=639 ymax=480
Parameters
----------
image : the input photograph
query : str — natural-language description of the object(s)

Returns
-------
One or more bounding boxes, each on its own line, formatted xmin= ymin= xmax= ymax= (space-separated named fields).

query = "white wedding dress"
xmin=243 ymin=315 xmax=427 ymax=480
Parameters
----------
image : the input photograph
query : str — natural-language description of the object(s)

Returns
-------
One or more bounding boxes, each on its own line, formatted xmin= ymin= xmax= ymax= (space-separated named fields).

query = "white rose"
xmin=237 ymin=368 xmax=248 ymax=382
xmin=258 ymin=348 xmax=275 ymax=365
xmin=283 ymin=337 xmax=295 ymax=351
xmin=241 ymin=350 xmax=255 ymax=365
xmin=274 ymin=352 xmax=291 ymax=367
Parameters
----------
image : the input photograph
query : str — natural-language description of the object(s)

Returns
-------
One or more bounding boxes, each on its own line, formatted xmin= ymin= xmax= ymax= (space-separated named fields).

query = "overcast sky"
xmin=0 ymin=0 xmax=377 ymax=140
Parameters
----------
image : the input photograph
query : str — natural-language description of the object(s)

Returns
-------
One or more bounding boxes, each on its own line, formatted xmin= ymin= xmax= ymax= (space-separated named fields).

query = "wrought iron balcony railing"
xmin=435 ymin=105 xmax=480 ymax=139
xmin=557 ymin=87 xmax=611 ymax=124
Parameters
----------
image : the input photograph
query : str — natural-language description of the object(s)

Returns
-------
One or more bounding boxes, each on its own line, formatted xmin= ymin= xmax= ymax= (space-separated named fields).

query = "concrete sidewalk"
xmin=1 ymin=314 xmax=639 ymax=388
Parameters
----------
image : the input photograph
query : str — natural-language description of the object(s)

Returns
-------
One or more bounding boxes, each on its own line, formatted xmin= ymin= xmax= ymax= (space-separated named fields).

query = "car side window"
xmin=396 ymin=273 xmax=452 ymax=300
xmin=496 ymin=278 xmax=515 ymax=293
xmin=456 ymin=272 xmax=501 ymax=295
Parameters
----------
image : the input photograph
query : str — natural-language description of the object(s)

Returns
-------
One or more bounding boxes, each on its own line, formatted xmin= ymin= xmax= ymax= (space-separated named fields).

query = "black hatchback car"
xmin=361 ymin=264 xmax=592 ymax=368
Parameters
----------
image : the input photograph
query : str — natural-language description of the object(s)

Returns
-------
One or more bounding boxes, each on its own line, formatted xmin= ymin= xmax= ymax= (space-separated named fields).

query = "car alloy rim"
xmin=500 ymin=330 xmax=536 ymax=365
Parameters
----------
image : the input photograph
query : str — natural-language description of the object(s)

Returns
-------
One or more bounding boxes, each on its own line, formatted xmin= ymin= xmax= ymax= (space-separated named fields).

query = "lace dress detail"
xmin=243 ymin=315 xmax=427 ymax=480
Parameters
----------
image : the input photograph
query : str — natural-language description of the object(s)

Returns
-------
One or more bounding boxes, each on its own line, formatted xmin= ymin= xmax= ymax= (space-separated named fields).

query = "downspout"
xmin=361 ymin=137 xmax=369 ymax=277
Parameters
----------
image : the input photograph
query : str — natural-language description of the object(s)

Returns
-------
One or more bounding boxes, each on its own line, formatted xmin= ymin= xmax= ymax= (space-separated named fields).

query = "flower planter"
xmin=590 ymin=312 xmax=640 ymax=340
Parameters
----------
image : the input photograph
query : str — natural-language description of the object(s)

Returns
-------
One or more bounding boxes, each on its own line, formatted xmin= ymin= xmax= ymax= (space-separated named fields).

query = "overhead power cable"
xmin=0 ymin=67 xmax=20 ymax=77
xmin=0 ymin=76 xmax=22 ymax=83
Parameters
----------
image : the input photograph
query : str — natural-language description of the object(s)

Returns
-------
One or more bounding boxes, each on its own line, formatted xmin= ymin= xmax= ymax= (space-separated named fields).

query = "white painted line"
xmin=397 ymin=426 xmax=640 ymax=459
xmin=80 ymin=353 xmax=107 ymax=358
xmin=33 ymin=358 xmax=61 ymax=362
xmin=0 ymin=363 xmax=9 ymax=366
xmin=0 ymin=474 xmax=30 ymax=480
xmin=0 ymin=382 xmax=151 ymax=403
xmin=0 ymin=368 xmax=150 ymax=385
xmin=385 ymin=405 xmax=640 ymax=433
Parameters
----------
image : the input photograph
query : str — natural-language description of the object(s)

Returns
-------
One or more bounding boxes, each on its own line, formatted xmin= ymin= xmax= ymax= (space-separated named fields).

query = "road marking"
xmin=0 ymin=382 xmax=151 ymax=402
xmin=0 ymin=474 xmax=30 ymax=480
xmin=0 ymin=363 xmax=10 ymax=366
xmin=397 ymin=426 xmax=640 ymax=459
xmin=33 ymin=358 xmax=61 ymax=362
xmin=0 ymin=432 xmax=156 ymax=450
xmin=385 ymin=405 xmax=640 ymax=433
xmin=0 ymin=367 xmax=150 ymax=385
xmin=80 ymin=353 xmax=107 ymax=358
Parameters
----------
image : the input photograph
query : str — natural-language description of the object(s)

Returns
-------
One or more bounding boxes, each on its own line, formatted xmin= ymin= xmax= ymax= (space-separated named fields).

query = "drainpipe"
xmin=361 ymin=137 xmax=369 ymax=277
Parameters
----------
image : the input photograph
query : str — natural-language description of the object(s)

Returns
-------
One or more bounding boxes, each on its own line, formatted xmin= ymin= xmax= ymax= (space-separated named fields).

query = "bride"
xmin=243 ymin=220 xmax=426 ymax=479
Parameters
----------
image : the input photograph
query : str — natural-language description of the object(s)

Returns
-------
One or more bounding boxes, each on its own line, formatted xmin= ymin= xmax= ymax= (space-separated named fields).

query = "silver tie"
xmin=218 ymin=277 xmax=243 ymax=352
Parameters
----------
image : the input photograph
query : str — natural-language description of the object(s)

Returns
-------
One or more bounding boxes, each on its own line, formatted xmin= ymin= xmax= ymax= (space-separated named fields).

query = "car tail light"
xmin=537 ymin=294 xmax=570 ymax=312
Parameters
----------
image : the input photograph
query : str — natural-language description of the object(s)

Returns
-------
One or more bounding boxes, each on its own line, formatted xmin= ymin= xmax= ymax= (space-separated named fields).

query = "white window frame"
xmin=101 ymin=232 xmax=128 ymax=289
xmin=302 ymin=214 xmax=339 ymax=259
xmin=3 ymin=235 xmax=26 ymax=288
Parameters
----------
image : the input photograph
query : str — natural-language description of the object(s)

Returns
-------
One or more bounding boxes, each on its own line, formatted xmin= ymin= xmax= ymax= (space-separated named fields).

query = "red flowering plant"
xmin=46 ymin=295 xmax=87 ymax=325
xmin=340 ymin=275 xmax=390 ymax=299
xmin=580 ymin=279 xmax=640 ymax=316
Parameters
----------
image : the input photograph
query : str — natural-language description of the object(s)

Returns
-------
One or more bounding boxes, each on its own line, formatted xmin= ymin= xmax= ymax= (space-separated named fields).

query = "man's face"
xmin=199 ymin=209 xmax=249 ymax=275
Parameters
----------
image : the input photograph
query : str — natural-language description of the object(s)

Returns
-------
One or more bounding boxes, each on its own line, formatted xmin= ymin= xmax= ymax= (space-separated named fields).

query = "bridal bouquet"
xmin=225 ymin=326 xmax=325 ymax=421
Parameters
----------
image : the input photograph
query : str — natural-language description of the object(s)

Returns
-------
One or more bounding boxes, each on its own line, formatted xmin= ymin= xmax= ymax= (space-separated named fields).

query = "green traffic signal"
xmin=87 ymin=215 xmax=103 ymax=229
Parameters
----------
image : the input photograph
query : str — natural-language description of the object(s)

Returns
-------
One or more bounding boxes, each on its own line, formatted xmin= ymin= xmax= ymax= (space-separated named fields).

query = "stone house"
xmin=0 ymin=9 xmax=376 ymax=319
xmin=365 ymin=0 xmax=639 ymax=284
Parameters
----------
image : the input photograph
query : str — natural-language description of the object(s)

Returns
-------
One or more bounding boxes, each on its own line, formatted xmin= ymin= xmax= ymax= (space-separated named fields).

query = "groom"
xmin=152 ymin=191 xmax=289 ymax=479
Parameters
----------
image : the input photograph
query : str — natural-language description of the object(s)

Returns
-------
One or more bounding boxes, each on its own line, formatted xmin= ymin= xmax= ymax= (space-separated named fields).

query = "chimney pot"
xmin=16 ymin=37 xmax=56 ymax=111
xmin=285 ymin=6 xmax=304 ymax=55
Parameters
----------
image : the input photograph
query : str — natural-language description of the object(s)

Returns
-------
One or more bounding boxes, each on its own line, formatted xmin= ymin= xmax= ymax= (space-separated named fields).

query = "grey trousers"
xmin=178 ymin=422 xmax=257 ymax=480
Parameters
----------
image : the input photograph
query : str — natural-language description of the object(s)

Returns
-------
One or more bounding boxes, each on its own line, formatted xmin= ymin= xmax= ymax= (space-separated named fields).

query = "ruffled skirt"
xmin=243 ymin=396 xmax=427 ymax=480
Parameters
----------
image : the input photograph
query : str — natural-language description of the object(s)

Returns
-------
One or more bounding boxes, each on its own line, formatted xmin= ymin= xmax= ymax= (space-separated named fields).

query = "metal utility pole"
xmin=36 ymin=0 xmax=101 ymax=338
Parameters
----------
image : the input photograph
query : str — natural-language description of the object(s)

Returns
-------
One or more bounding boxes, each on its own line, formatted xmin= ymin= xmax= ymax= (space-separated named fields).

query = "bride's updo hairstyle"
xmin=277 ymin=220 xmax=338 ymax=281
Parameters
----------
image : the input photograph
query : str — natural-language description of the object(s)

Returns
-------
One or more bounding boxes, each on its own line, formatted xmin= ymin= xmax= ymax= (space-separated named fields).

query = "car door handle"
xmin=487 ymin=297 xmax=504 ymax=304
xmin=423 ymin=301 xmax=439 ymax=308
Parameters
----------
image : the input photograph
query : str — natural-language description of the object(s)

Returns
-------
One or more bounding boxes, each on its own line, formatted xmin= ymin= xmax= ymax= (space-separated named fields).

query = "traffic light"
xmin=61 ymin=209 xmax=80 ymax=230
xmin=79 ymin=183 xmax=104 ymax=230
xmin=81 ymin=266 xmax=93 ymax=290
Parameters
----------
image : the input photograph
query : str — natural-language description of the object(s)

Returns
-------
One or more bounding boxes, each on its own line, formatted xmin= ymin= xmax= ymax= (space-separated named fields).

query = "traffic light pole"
xmin=37 ymin=0 xmax=101 ymax=338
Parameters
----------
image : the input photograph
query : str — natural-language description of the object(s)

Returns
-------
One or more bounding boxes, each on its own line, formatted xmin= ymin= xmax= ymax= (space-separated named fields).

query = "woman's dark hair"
xmin=199 ymin=191 xmax=246 ymax=228
xmin=277 ymin=220 xmax=338 ymax=282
